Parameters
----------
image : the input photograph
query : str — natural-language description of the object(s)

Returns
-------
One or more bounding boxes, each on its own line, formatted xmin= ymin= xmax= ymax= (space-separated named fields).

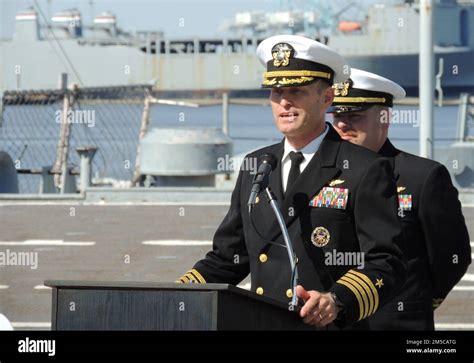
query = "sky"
xmin=0 ymin=0 xmax=297 ymax=39
xmin=0 ymin=0 xmax=383 ymax=39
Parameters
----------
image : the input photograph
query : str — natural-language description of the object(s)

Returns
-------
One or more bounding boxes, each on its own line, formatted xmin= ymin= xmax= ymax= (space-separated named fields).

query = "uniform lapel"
xmin=267 ymin=126 xmax=343 ymax=242
xmin=267 ymin=140 xmax=285 ymax=203
xmin=378 ymin=138 xmax=400 ymax=181
xmin=250 ymin=140 xmax=284 ymax=239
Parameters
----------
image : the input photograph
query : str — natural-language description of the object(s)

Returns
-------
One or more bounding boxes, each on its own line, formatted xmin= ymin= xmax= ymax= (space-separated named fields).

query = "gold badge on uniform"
xmin=311 ymin=226 xmax=330 ymax=247
xmin=329 ymin=179 xmax=345 ymax=187
xmin=271 ymin=43 xmax=294 ymax=67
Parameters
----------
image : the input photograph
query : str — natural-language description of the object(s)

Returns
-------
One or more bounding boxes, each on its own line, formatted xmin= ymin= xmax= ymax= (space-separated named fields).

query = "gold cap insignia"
xmin=311 ymin=226 xmax=330 ymax=247
xmin=333 ymin=79 xmax=352 ymax=97
xmin=329 ymin=179 xmax=345 ymax=187
xmin=397 ymin=186 xmax=406 ymax=193
xmin=271 ymin=43 xmax=294 ymax=67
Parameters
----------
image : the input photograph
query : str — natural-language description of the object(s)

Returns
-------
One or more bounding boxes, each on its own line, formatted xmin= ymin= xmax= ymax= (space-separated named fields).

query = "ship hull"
xmin=346 ymin=50 xmax=474 ymax=96
xmin=1 ymin=39 xmax=473 ymax=95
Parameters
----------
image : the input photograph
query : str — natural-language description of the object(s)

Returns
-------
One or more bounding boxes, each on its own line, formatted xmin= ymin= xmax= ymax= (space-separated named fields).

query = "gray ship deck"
xmin=0 ymin=202 xmax=473 ymax=330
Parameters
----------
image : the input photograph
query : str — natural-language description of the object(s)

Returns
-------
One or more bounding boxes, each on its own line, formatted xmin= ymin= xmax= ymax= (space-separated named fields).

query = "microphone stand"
xmin=264 ymin=187 xmax=299 ymax=311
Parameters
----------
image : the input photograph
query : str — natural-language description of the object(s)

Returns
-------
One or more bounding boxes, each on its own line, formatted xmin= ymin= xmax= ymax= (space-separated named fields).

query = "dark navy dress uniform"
xmin=178 ymin=35 xmax=408 ymax=329
xmin=367 ymin=139 xmax=471 ymax=330
xmin=329 ymin=67 xmax=472 ymax=330
xmin=179 ymin=126 xmax=408 ymax=329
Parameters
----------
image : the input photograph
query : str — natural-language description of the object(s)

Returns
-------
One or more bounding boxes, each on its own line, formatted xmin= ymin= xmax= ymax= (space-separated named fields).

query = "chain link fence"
xmin=0 ymin=85 xmax=150 ymax=193
xmin=3 ymin=84 xmax=471 ymax=194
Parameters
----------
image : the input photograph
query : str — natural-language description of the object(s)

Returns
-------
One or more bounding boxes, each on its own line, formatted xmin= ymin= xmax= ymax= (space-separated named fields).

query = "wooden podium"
xmin=44 ymin=281 xmax=315 ymax=330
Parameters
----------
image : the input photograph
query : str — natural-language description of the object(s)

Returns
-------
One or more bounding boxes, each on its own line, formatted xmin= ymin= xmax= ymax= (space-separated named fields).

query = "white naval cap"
xmin=256 ymin=34 xmax=350 ymax=88
xmin=329 ymin=68 xmax=406 ymax=113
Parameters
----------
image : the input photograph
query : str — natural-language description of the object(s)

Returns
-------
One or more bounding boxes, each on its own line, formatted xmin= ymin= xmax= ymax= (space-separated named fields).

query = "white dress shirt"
xmin=281 ymin=124 xmax=329 ymax=193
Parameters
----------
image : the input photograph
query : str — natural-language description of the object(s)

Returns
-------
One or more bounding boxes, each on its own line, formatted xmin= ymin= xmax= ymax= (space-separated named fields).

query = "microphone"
xmin=247 ymin=153 xmax=277 ymax=213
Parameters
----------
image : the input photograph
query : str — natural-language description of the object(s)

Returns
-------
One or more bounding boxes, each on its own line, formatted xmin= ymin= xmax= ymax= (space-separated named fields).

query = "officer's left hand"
xmin=296 ymin=285 xmax=337 ymax=327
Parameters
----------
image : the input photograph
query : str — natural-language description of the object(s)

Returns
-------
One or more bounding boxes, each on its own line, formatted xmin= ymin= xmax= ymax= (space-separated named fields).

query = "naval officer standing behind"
xmin=330 ymin=68 xmax=471 ymax=330
xmin=178 ymin=35 xmax=407 ymax=329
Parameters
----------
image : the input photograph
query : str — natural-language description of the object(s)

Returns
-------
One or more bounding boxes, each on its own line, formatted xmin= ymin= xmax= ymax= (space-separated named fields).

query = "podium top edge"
xmin=44 ymin=280 xmax=235 ymax=290
xmin=43 ymin=280 xmax=292 ymax=311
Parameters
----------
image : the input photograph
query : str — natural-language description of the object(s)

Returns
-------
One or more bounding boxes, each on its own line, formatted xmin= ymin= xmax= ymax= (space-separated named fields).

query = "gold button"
xmin=256 ymin=287 xmax=264 ymax=295
xmin=259 ymin=254 xmax=268 ymax=263
xmin=286 ymin=289 xmax=293 ymax=298
xmin=255 ymin=196 xmax=260 ymax=204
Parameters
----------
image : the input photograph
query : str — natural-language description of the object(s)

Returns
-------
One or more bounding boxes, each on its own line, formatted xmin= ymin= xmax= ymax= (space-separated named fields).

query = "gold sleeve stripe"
xmin=345 ymin=270 xmax=376 ymax=319
xmin=263 ymin=70 xmax=331 ymax=79
xmin=342 ymin=275 xmax=371 ymax=319
xmin=344 ymin=273 xmax=375 ymax=319
xmin=188 ymin=269 xmax=206 ymax=283
xmin=349 ymin=270 xmax=379 ymax=314
xmin=176 ymin=269 xmax=206 ymax=284
xmin=178 ymin=274 xmax=194 ymax=283
xmin=336 ymin=278 xmax=365 ymax=321
xmin=176 ymin=275 xmax=189 ymax=283
xmin=339 ymin=276 xmax=368 ymax=320
xmin=333 ymin=96 xmax=386 ymax=104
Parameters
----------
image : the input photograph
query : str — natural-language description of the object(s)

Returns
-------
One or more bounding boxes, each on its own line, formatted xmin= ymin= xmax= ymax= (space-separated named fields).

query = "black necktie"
xmin=286 ymin=151 xmax=304 ymax=194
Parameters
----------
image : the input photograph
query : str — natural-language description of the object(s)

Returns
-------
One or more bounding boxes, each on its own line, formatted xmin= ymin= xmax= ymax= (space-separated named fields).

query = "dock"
xmin=0 ymin=201 xmax=473 ymax=330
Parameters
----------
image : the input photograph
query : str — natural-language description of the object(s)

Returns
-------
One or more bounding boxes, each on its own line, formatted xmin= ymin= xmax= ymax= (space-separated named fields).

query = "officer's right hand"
xmin=296 ymin=285 xmax=337 ymax=327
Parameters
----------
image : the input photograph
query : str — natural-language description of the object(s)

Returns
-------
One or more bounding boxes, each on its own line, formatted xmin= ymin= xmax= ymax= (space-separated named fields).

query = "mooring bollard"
xmin=76 ymin=146 xmax=97 ymax=193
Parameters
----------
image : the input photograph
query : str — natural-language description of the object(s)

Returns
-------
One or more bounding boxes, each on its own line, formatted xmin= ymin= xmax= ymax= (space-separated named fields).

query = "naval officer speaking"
xmin=178 ymin=35 xmax=408 ymax=329
xmin=329 ymin=68 xmax=471 ymax=330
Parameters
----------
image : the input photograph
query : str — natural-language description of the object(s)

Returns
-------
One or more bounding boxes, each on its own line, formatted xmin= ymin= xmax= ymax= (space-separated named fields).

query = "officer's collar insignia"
xmin=333 ymin=78 xmax=352 ymax=97
xmin=271 ymin=42 xmax=294 ymax=67
xmin=397 ymin=186 xmax=406 ymax=193
xmin=329 ymin=179 xmax=345 ymax=187
xmin=311 ymin=226 xmax=330 ymax=247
